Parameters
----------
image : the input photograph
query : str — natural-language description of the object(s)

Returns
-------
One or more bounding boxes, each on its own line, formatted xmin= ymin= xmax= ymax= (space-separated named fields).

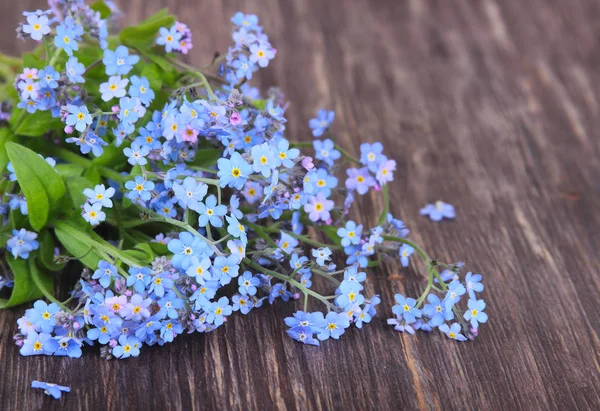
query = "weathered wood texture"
xmin=1 ymin=0 xmax=600 ymax=410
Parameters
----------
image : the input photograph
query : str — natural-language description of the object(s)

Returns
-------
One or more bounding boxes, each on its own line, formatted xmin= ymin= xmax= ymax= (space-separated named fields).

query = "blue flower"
xmin=337 ymin=220 xmax=363 ymax=247
xmin=20 ymin=331 xmax=58 ymax=356
xmin=232 ymin=294 xmax=254 ymax=314
xmin=463 ymin=299 xmax=488 ymax=328
xmin=249 ymin=42 xmax=275 ymax=68
xmin=31 ymin=380 xmax=70 ymax=399
xmin=345 ymin=167 xmax=376 ymax=195
xmin=312 ymin=247 xmax=332 ymax=266
xmin=392 ymin=294 xmax=422 ymax=323
xmin=65 ymin=105 xmax=92 ymax=132
xmin=100 ymin=75 xmax=128 ymax=102
xmin=118 ymin=96 xmax=140 ymax=124
xmin=197 ymin=195 xmax=227 ymax=227
xmin=272 ymin=138 xmax=299 ymax=168
xmin=38 ymin=66 xmax=59 ymax=89
xmin=439 ymin=323 xmax=468 ymax=341
xmin=167 ymin=232 xmax=211 ymax=270
xmin=172 ymin=177 xmax=208 ymax=212
xmin=103 ymin=45 xmax=139 ymax=76
xmin=217 ymin=152 xmax=252 ymax=189
xmin=420 ymin=201 xmax=456 ymax=221
xmin=343 ymin=265 xmax=366 ymax=285
xmin=149 ymin=272 xmax=173 ymax=298
xmin=123 ymin=141 xmax=150 ymax=166
xmin=54 ymin=24 xmax=79 ymax=56
xmin=287 ymin=326 xmax=320 ymax=346
xmin=30 ymin=300 xmax=60 ymax=333
xmin=284 ymin=311 xmax=324 ymax=334
xmin=54 ymin=337 xmax=82 ymax=358
xmin=231 ymin=54 xmax=256 ymax=80
xmin=112 ymin=335 xmax=141 ymax=359
xmin=23 ymin=15 xmax=51 ymax=41
xmin=129 ymin=75 xmax=155 ymax=106
xmin=251 ymin=142 xmax=276 ymax=177
xmin=212 ymin=254 xmax=240 ymax=285
xmin=317 ymin=312 xmax=350 ymax=340
xmin=238 ymin=271 xmax=260 ymax=296
xmin=126 ymin=267 xmax=152 ymax=293
xmin=185 ymin=256 xmax=212 ymax=282
xmin=206 ymin=296 xmax=232 ymax=326
xmin=231 ymin=12 xmax=260 ymax=30
xmin=399 ymin=244 xmax=414 ymax=267
xmin=65 ymin=57 xmax=85 ymax=83
xmin=82 ymin=202 xmax=106 ymax=226
xmin=157 ymin=292 xmax=185 ymax=319
xmin=226 ymin=215 xmax=247 ymax=244
xmin=269 ymin=283 xmax=292 ymax=303
xmin=465 ymin=272 xmax=484 ymax=299
xmin=360 ymin=142 xmax=387 ymax=172
xmin=156 ymin=26 xmax=182 ymax=52
xmin=7 ymin=229 xmax=39 ymax=259
xmin=309 ymin=109 xmax=335 ymax=137
xmin=444 ymin=280 xmax=466 ymax=310
xmin=422 ymin=294 xmax=454 ymax=327
xmin=125 ymin=176 xmax=154 ymax=202
xmin=83 ymin=184 xmax=115 ymax=208
xmin=92 ymin=260 xmax=117 ymax=288
xmin=313 ymin=138 xmax=340 ymax=166
xmin=160 ymin=319 xmax=183 ymax=342
xmin=334 ymin=281 xmax=364 ymax=309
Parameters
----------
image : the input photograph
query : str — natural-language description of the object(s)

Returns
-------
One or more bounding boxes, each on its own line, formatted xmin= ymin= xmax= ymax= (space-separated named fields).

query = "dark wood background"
xmin=1 ymin=0 xmax=599 ymax=410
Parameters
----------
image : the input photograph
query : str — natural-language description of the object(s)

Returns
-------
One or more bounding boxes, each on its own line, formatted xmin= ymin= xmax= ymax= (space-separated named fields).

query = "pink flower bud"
xmin=229 ymin=112 xmax=242 ymax=125
xmin=111 ymin=105 xmax=120 ymax=113
xmin=374 ymin=184 xmax=381 ymax=191
xmin=109 ymin=339 xmax=118 ymax=348
xmin=125 ymin=290 xmax=132 ymax=297
xmin=64 ymin=125 xmax=73 ymax=134
xmin=302 ymin=157 xmax=314 ymax=170
xmin=73 ymin=321 xmax=81 ymax=330
xmin=293 ymin=293 xmax=301 ymax=300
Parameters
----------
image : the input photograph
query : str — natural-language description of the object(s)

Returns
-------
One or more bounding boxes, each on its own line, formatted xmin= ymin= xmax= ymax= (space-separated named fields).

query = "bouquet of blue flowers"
xmin=0 ymin=0 xmax=487 ymax=360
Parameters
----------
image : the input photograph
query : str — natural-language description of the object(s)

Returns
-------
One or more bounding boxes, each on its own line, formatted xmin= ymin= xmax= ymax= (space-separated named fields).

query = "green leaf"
xmin=119 ymin=10 xmax=175 ymax=50
xmin=55 ymin=163 xmax=85 ymax=178
xmin=0 ymin=128 xmax=15 ymax=172
xmin=39 ymin=231 xmax=66 ymax=272
xmin=7 ymin=142 xmax=67 ymax=230
xmin=90 ymin=0 xmax=112 ymax=19
xmin=190 ymin=148 xmax=221 ymax=168
xmin=64 ymin=176 xmax=94 ymax=211
xmin=15 ymin=110 xmax=63 ymax=137
xmin=84 ymin=165 xmax=102 ymax=184
xmin=250 ymin=99 xmax=267 ymax=111
xmin=55 ymin=221 xmax=103 ymax=269
xmin=148 ymin=241 xmax=169 ymax=256
xmin=29 ymin=258 xmax=56 ymax=304
xmin=141 ymin=63 xmax=163 ymax=91
xmin=21 ymin=52 xmax=44 ymax=69
xmin=92 ymin=142 xmax=124 ymax=168
xmin=0 ymin=255 xmax=49 ymax=308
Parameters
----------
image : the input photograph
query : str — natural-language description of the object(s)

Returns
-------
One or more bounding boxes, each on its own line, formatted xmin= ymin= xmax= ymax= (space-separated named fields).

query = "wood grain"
xmin=1 ymin=0 xmax=599 ymax=410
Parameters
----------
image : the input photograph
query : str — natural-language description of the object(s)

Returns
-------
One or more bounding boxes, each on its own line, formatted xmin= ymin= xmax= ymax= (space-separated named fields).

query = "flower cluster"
xmin=2 ymin=2 xmax=488 ymax=361
xmin=388 ymin=268 xmax=487 ymax=339
xmin=157 ymin=21 xmax=193 ymax=54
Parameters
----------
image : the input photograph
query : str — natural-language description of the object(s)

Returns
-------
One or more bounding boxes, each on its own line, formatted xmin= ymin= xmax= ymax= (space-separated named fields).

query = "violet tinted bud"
xmin=302 ymin=157 xmax=314 ymax=170
xmin=64 ymin=125 xmax=73 ymax=134
xmin=108 ymin=339 xmax=118 ymax=348
xmin=229 ymin=112 xmax=241 ymax=125
xmin=293 ymin=292 xmax=301 ymax=299
xmin=73 ymin=321 xmax=81 ymax=330
xmin=111 ymin=105 xmax=120 ymax=113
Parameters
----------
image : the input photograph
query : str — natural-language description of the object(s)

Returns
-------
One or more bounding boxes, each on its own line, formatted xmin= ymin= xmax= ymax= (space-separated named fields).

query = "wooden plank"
xmin=0 ymin=0 xmax=599 ymax=409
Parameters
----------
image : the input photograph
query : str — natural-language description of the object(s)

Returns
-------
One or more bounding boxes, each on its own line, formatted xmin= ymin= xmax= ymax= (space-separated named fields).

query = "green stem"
xmin=244 ymin=258 xmax=334 ymax=309
xmin=376 ymin=184 xmax=389 ymax=226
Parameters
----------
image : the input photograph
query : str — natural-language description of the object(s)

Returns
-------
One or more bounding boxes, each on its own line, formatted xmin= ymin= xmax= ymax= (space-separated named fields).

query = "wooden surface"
xmin=1 ymin=0 xmax=600 ymax=410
